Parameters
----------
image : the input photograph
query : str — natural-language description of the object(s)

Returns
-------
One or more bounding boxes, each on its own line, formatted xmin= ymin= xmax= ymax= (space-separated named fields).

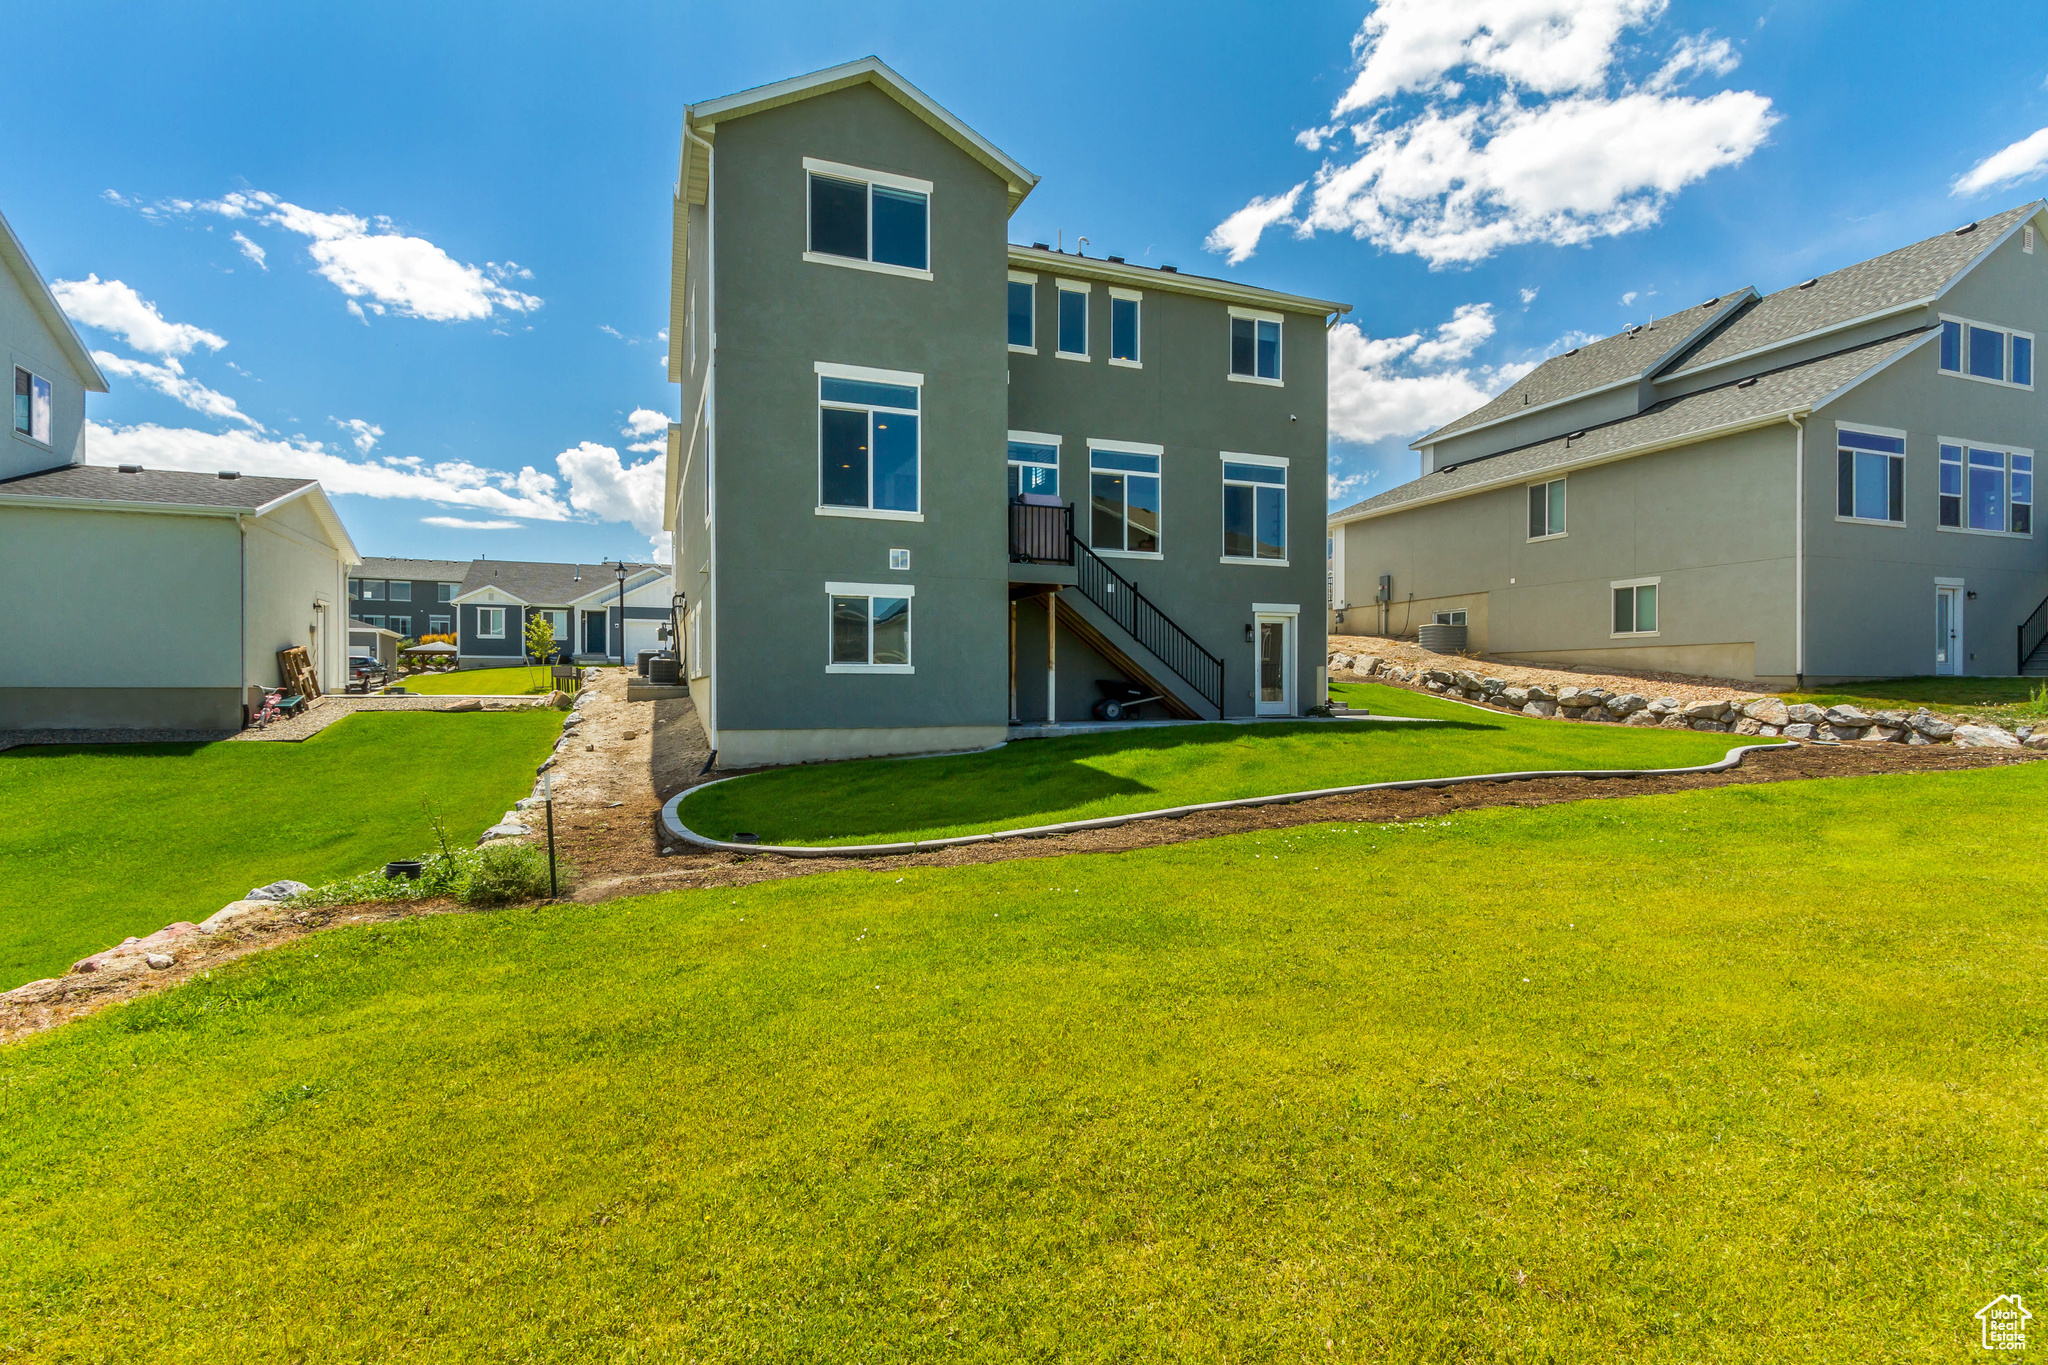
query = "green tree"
xmin=523 ymin=612 xmax=557 ymax=690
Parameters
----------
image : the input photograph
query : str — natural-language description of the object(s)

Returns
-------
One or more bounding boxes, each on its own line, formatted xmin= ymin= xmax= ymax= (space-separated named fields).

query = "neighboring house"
xmin=0 ymin=205 xmax=359 ymax=729
xmin=1329 ymin=201 xmax=2048 ymax=686
xmin=346 ymin=557 xmax=471 ymax=638
xmin=450 ymin=559 xmax=672 ymax=667
xmin=667 ymin=57 xmax=1346 ymax=766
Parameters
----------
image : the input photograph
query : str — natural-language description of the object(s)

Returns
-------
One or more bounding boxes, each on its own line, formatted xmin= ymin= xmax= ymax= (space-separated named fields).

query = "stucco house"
xmin=346 ymin=557 xmax=471 ymax=638
xmin=0 ymin=206 xmax=359 ymax=730
xmin=449 ymin=559 xmax=672 ymax=667
xmin=1328 ymin=201 xmax=2048 ymax=687
xmin=666 ymin=58 xmax=1346 ymax=766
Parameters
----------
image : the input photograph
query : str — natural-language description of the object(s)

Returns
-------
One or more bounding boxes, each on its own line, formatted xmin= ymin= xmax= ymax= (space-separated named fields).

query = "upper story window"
xmin=13 ymin=367 xmax=51 ymax=444
xmin=1528 ymin=477 xmax=1566 ymax=539
xmin=1056 ymin=280 xmax=1089 ymax=360
xmin=803 ymin=158 xmax=931 ymax=280
xmin=358 ymin=579 xmax=385 ymax=601
xmin=1110 ymin=289 xmax=1142 ymax=367
xmin=1221 ymin=453 xmax=1287 ymax=563
xmin=1228 ymin=309 xmax=1282 ymax=384
xmin=1836 ymin=426 xmax=1905 ymax=525
xmin=438 ymin=582 xmax=459 ymax=602
xmin=1939 ymin=316 xmax=2033 ymax=389
xmin=1089 ymin=442 xmax=1162 ymax=556
xmin=816 ymin=362 xmax=922 ymax=520
xmin=1007 ymin=432 xmax=1059 ymax=499
xmin=1007 ymin=271 xmax=1036 ymax=352
xmin=387 ymin=581 xmax=413 ymax=603
xmin=1940 ymin=439 xmax=2033 ymax=535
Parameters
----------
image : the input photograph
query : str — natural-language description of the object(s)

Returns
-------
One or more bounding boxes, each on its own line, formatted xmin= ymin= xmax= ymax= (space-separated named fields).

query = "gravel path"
xmin=228 ymin=693 xmax=455 ymax=742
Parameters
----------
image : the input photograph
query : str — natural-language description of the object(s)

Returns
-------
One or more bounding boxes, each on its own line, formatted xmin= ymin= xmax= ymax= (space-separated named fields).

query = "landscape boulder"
xmin=1782 ymin=723 xmax=1818 ymax=740
xmin=1691 ymin=719 xmax=1729 ymax=733
xmin=1682 ymin=699 xmax=1728 ymax=721
xmin=1649 ymin=696 xmax=1682 ymax=715
xmin=1522 ymin=700 xmax=1557 ymax=717
xmin=1787 ymin=703 xmax=1827 ymax=725
xmin=1660 ymin=715 xmax=1692 ymax=730
xmin=478 ymin=820 xmax=531 ymax=844
xmin=1583 ymin=706 xmax=1617 ymax=724
xmin=2025 ymin=734 xmax=2048 ymax=751
xmin=198 ymin=901 xmax=273 ymax=934
xmin=1953 ymin=724 xmax=2022 ymax=749
xmin=1907 ymin=712 xmax=1956 ymax=740
xmin=1525 ymin=684 xmax=1556 ymax=703
xmin=1822 ymin=704 xmax=1874 ymax=727
xmin=1557 ymin=688 xmax=1594 ymax=709
xmin=144 ymin=953 xmax=173 ymax=970
xmin=1623 ymin=711 xmax=1661 ymax=727
xmin=1502 ymin=686 xmax=1530 ymax=707
xmin=1479 ymin=676 xmax=1506 ymax=695
xmin=1608 ymin=693 xmax=1648 ymax=716
xmin=1744 ymin=698 xmax=1792 ymax=727
xmin=1733 ymin=717 xmax=1764 ymax=736
xmin=246 ymin=880 xmax=310 ymax=902
xmin=1452 ymin=669 xmax=1483 ymax=692
xmin=1329 ymin=653 xmax=1354 ymax=673
xmin=441 ymin=699 xmax=483 ymax=713
xmin=1355 ymin=656 xmax=1383 ymax=676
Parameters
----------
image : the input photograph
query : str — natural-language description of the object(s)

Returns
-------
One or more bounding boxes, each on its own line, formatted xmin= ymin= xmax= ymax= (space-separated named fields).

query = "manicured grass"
xmin=0 ymin=710 xmax=559 ymax=987
xmin=398 ymin=665 xmax=557 ymax=696
xmin=4 ymin=766 xmax=2045 ymax=1359
xmin=678 ymin=681 xmax=1745 ymax=845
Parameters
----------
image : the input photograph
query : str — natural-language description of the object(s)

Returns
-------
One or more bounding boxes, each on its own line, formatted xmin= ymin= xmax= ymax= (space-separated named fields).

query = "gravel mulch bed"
xmin=227 ymin=693 xmax=462 ymax=742
xmin=0 ymin=726 xmax=236 ymax=751
xmin=1331 ymin=634 xmax=1775 ymax=705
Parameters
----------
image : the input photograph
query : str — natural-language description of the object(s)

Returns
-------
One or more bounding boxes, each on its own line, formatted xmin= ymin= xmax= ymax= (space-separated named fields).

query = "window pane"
xmin=1613 ymin=587 xmax=1633 ymax=635
xmin=1230 ymin=317 xmax=1255 ymax=375
xmin=1940 ymin=445 xmax=1963 ymax=496
xmin=439 ymin=583 xmax=457 ymax=601
xmin=1009 ymin=462 xmax=1057 ymax=498
xmin=820 ymin=406 xmax=870 ymax=507
xmin=871 ymin=412 xmax=918 ymax=512
xmin=1007 ymin=281 xmax=1033 ymax=347
xmin=362 ymin=581 xmax=383 ymax=600
xmin=871 ymin=598 xmax=910 ymax=664
xmin=809 ymin=175 xmax=868 ymax=260
xmin=1854 ymin=451 xmax=1890 ymax=521
xmin=1968 ymin=455 xmax=2005 ymax=531
xmin=29 ymin=374 xmax=51 ymax=443
xmin=1058 ymin=290 xmax=1087 ymax=354
xmin=1008 ymin=441 xmax=1057 ymax=466
xmin=1969 ymin=324 xmax=2005 ymax=380
xmin=1529 ymin=483 xmax=1547 ymax=538
xmin=1941 ymin=495 xmax=1962 ymax=528
xmin=1126 ymin=474 xmax=1160 ymax=554
xmin=1256 ymin=320 xmax=1281 ymax=379
xmin=1090 ymin=450 xmax=1158 ymax=474
xmin=1091 ymin=472 xmax=1125 ymax=549
xmin=2015 ymin=335 xmax=2033 ymax=387
xmin=1223 ymin=483 xmax=1255 ymax=558
xmin=1222 ymin=462 xmax=1284 ymax=484
xmin=1940 ymin=319 xmax=1962 ymax=372
xmin=1837 ymin=450 xmax=1855 ymax=517
xmin=2017 ymin=504 xmax=2034 ymax=534
xmin=1889 ymin=453 xmax=1905 ymax=523
xmin=820 ymin=377 xmax=917 ymax=409
xmin=870 ymin=186 xmax=928 ymax=269
xmin=388 ymin=582 xmax=412 ymax=602
xmin=1837 ymin=428 xmax=1905 ymax=453
xmin=12 ymin=367 xmax=27 ymax=435
xmin=1636 ymin=584 xmax=1656 ymax=633
xmin=831 ymin=597 xmax=870 ymax=664
xmin=1255 ymin=485 xmax=1286 ymax=560
xmin=1111 ymin=297 xmax=1139 ymax=361
xmin=1548 ymin=480 xmax=1565 ymax=535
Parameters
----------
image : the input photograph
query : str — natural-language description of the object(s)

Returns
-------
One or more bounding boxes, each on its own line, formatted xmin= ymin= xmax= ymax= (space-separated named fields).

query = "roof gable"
xmin=0 ymin=208 xmax=108 ymax=392
xmin=453 ymin=559 xmax=667 ymax=607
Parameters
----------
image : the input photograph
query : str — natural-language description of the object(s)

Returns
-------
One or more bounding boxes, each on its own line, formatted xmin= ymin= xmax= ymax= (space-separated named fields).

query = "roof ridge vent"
xmin=1703 ymin=296 xmax=1720 ymax=307
xmin=1160 ymin=264 xmax=1178 ymax=273
xmin=1798 ymin=277 xmax=1820 ymax=289
xmin=117 ymin=464 xmax=142 ymax=473
xmin=1737 ymin=376 xmax=1760 ymax=388
xmin=1565 ymin=347 xmax=1581 ymax=356
xmin=217 ymin=470 xmax=240 ymax=479
xmin=1956 ymin=221 xmax=1979 ymax=235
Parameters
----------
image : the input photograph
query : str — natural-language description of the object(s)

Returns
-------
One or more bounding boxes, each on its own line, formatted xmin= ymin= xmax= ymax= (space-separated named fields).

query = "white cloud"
xmin=1212 ymin=1 xmax=1777 ymax=268
xmin=1329 ymin=468 xmax=1379 ymax=503
xmin=1620 ymin=290 xmax=1638 ymax=307
xmin=423 ymin=516 xmax=520 ymax=530
xmin=1519 ymin=286 xmax=1539 ymax=305
xmin=1327 ymin=303 xmax=1535 ymax=444
xmin=232 ymin=232 xmax=267 ymax=270
xmin=1952 ymin=127 xmax=2048 ymax=197
xmin=1204 ymin=183 xmax=1305 ymax=265
xmin=93 ymin=353 xmax=261 ymax=429
xmin=331 ymin=417 xmax=383 ymax=453
xmin=621 ymin=408 xmax=671 ymax=437
xmin=51 ymin=276 xmax=226 ymax=359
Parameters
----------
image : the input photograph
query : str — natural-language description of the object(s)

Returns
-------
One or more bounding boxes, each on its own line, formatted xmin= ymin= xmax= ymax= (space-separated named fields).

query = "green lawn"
xmin=398 ymin=665 xmax=557 ymax=696
xmin=678 ymin=681 xmax=1746 ymax=845
xmin=0 ymin=710 xmax=559 ymax=987
xmin=4 ymin=765 xmax=2044 ymax=1359
xmin=1781 ymin=675 xmax=2047 ymax=724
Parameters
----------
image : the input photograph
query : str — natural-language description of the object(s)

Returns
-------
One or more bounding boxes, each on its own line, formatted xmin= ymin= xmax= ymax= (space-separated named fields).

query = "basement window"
xmin=826 ymin=583 xmax=913 ymax=673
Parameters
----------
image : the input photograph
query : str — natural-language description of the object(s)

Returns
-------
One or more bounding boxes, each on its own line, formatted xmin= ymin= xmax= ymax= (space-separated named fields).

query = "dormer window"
xmin=1939 ymin=316 xmax=2033 ymax=389
xmin=803 ymin=158 xmax=931 ymax=279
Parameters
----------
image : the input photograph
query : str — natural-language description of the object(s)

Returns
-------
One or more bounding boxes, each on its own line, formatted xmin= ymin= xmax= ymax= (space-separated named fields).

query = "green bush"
xmin=290 ymin=841 xmax=567 ymax=910
xmin=460 ymin=841 xmax=557 ymax=905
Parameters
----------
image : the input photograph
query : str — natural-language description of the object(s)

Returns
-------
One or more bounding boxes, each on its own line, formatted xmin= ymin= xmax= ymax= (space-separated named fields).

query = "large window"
xmin=1089 ymin=444 xmax=1162 ymax=555
xmin=1612 ymin=579 xmax=1658 ymax=636
xmin=1007 ymin=272 xmax=1036 ymax=351
xmin=1221 ymin=453 xmax=1287 ymax=562
xmin=358 ymin=580 xmax=385 ymax=601
xmin=1940 ymin=317 xmax=2034 ymax=388
xmin=817 ymin=363 xmax=921 ymax=518
xmin=826 ymin=583 xmax=912 ymax=673
xmin=1528 ymin=478 xmax=1566 ymax=538
xmin=1057 ymin=281 xmax=1089 ymax=359
xmin=387 ymin=581 xmax=413 ymax=602
xmin=438 ymin=582 xmax=459 ymax=602
xmin=477 ymin=607 xmax=506 ymax=638
xmin=1228 ymin=309 xmax=1282 ymax=383
xmin=1837 ymin=427 xmax=1905 ymax=525
xmin=804 ymin=158 xmax=931 ymax=277
xmin=1110 ymin=289 xmax=1141 ymax=366
xmin=1941 ymin=439 xmax=2033 ymax=534
xmin=1007 ymin=432 xmax=1059 ymax=499
xmin=13 ymin=367 xmax=51 ymax=444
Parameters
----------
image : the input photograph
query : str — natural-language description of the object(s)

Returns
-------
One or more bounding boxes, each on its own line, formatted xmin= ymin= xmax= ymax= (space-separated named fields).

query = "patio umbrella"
xmin=404 ymin=641 xmax=459 ymax=655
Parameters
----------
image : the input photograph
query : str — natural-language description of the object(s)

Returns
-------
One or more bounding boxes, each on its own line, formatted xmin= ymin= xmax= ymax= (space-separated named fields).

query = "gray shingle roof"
xmin=0 ymin=463 xmax=314 ymax=509
xmin=457 ymin=559 xmax=663 ymax=605
xmin=1665 ymin=201 xmax=2043 ymax=378
xmin=1417 ymin=291 xmax=1752 ymax=445
xmin=1334 ymin=328 xmax=1933 ymax=522
xmin=355 ymin=557 xmax=473 ymax=583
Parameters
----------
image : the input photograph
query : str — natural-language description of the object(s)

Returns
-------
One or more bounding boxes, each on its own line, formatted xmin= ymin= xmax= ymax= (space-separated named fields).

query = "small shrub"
xmin=460 ymin=842 xmax=557 ymax=905
xmin=290 ymin=842 xmax=568 ymax=910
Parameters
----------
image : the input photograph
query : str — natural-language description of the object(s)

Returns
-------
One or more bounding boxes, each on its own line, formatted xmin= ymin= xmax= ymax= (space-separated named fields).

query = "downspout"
xmin=237 ymin=513 xmax=248 ymax=722
xmin=1790 ymin=413 xmax=1806 ymax=689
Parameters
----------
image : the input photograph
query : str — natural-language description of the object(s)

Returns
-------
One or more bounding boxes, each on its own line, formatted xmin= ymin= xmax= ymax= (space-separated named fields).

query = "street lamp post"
xmin=613 ymin=560 xmax=628 ymax=665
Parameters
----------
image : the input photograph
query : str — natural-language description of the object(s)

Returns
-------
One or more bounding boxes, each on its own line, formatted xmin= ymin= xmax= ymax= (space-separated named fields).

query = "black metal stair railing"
xmin=1070 ymin=537 xmax=1225 ymax=714
xmin=1008 ymin=500 xmax=1073 ymax=565
xmin=2019 ymin=590 xmax=2048 ymax=673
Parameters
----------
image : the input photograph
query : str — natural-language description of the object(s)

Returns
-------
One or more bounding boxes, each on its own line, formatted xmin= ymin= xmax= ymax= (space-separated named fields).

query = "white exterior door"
xmin=1935 ymin=584 xmax=1963 ymax=676
xmin=1254 ymin=611 xmax=1296 ymax=716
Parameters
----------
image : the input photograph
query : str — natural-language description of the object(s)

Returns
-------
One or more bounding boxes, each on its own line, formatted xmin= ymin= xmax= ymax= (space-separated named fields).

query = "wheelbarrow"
xmin=1091 ymin=679 xmax=1164 ymax=721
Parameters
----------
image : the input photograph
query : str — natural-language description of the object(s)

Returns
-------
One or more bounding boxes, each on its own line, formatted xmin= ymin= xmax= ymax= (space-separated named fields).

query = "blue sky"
xmin=6 ymin=0 xmax=2047 ymax=562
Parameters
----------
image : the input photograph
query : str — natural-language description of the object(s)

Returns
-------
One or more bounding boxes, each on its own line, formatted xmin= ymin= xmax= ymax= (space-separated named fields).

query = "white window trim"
xmin=1229 ymin=307 xmax=1284 ymax=323
xmin=1937 ymin=435 xmax=2035 ymax=539
xmin=1225 ymin=309 xmax=1285 ymax=387
xmin=1055 ymin=279 xmax=1091 ymax=361
xmin=1610 ymin=577 xmax=1660 ymax=638
xmin=816 ymin=506 xmax=925 ymax=523
xmin=1009 ymin=429 xmax=1063 ymax=447
xmin=1227 ymin=372 xmax=1285 ymax=388
xmin=824 ymin=582 xmax=915 ymax=674
xmin=888 ymin=548 xmax=910 ymax=571
xmin=1088 ymin=438 xmax=1164 ymax=456
xmin=1834 ymin=423 xmax=1909 ymax=528
xmin=1098 ymin=549 xmax=1164 ymax=561
xmin=815 ymin=360 xmax=924 ymax=386
xmin=12 ymin=365 xmax=52 ymax=447
xmin=1252 ymin=602 xmax=1302 ymax=614
xmin=1937 ymin=313 xmax=2035 ymax=391
xmin=477 ymin=607 xmax=506 ymax=639
xmin=1108 ymin=287 xmax=1143 ymax=369
xmin=817 ymin=362 xmax=923 ymax=518
xmin=801 ymin=157 xmax=934 ymax=281
xmin=1088 ymin=443 xmax=1164 ymax=557
xmin=1007 ymin=270 xmax=1037 ymax=354
xmin=1527 ymin=476 xmax=1568 ymax=541
xmin=1220 ymin=451 xmax=1289 ymax=565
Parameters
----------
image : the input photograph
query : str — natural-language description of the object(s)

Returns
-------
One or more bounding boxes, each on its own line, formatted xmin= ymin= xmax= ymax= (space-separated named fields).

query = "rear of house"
xmin=1329 ymin=201 xmax=2048 ymax=686
xmin=450 ymin=559 xmax=672 ymax=668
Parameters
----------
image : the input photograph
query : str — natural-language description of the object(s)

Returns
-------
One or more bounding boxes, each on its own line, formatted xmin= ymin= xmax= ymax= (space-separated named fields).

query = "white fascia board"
xmin=1005 ymin=245 xmax=1348 ymax=317
xmin=0 ymin=494 xmax=247 ymax=517
xmin=451 ymin=586 xmax=533 ymax=606
xmin=251 ymin=482 xmax=361 ymax=565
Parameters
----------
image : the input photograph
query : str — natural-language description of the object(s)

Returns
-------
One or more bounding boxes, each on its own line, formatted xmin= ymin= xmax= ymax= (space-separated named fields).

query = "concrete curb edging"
xmin=659 ymin=741 xmax=1801 ymax=858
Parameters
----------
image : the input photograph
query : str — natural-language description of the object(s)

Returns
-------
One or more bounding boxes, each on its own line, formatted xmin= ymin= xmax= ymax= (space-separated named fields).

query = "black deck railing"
xmin=2019 ymin=590 xmax=2048 ymax=673
xmin=1071 ymin=539 xmax=1226 ymax=714
xmin=1008 ymin=500 xmax=1073 ymax=565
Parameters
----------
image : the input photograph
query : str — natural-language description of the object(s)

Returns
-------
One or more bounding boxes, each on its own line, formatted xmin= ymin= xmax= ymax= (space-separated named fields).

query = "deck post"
xmin=1045 ymin=587 xmax=1058 ymax=725
xmin=1008 ymin=598 xmax=1018 ymax=724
